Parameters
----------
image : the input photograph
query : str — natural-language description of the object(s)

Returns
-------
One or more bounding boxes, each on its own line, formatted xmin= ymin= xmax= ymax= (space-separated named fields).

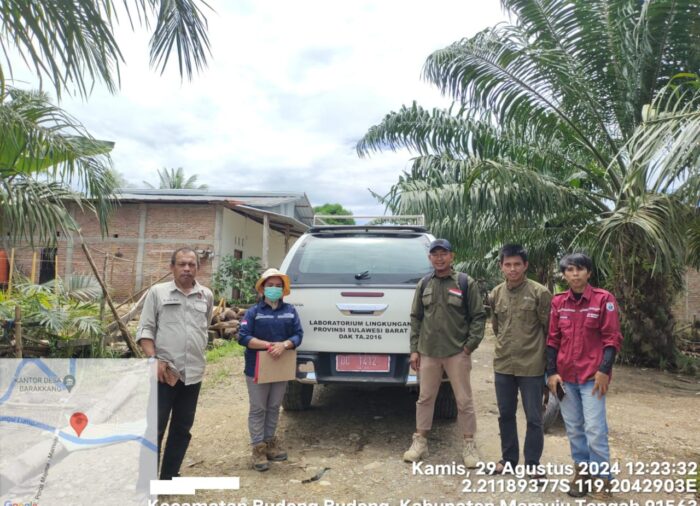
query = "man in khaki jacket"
xmin=403 ymin=239 xmax=486 ymax=467
xmin=489 ymin=244 xmax=551 ymax=476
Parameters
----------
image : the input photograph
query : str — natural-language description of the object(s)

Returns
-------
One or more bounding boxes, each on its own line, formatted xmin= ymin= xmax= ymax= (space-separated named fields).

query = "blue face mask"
xmin=263 ymin=286 xmax=283 ymax=301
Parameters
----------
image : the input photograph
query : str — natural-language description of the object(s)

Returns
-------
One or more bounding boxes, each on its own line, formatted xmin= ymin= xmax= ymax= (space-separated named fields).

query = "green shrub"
xmin=211 ymin=256 xmax=261 ymax=305
xmin=0 ymin=275 xmax=104 ymax=356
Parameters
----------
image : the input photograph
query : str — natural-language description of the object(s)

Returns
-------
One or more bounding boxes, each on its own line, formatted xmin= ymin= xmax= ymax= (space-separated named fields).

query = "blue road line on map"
xmin=0 ymin=358 xmax=66 ymax=405
xmin=0 ymin=416 xmax=157 ymax=452
xmin=1 ymin=359 xmax=157 ymax=453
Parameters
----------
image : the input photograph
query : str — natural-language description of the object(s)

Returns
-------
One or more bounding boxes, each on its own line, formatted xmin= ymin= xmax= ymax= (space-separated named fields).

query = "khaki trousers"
xmin=416 ymin=351 xmax=476 ymax=435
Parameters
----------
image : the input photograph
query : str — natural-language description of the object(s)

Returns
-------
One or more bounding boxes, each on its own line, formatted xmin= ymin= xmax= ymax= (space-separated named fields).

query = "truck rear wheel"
xmin=543 ymin=390 xmax=561 ymax=432
xmin=434 ymin=382 xmax=457 ymax=419
xmin=282 ymin=381 xmax=313 ymax=411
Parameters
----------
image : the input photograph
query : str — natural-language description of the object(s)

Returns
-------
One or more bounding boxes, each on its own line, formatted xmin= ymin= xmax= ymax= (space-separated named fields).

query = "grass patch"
xmin=202 ymin=362 xmax=235 ymax=390
xmin=210 ymin=367 xmax=232 ymax=385
xmin=206 ymin=340 xmax=245 ymax=363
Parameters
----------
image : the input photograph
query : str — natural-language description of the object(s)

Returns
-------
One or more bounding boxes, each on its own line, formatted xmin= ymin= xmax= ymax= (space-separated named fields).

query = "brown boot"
xmin=265 ymin=436 xmax=288 ymax=461
xmin=252 ymin=442 xmax=269 ymax=471
xmin=589 ymin=477 xmax=613 ymax=500
xmin=567 ymin=463 xmax=590 ymax=497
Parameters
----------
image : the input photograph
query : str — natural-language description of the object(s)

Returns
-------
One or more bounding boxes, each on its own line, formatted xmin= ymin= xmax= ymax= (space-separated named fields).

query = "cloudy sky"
xmin=11 ymin=0 xmax=507 ymax=216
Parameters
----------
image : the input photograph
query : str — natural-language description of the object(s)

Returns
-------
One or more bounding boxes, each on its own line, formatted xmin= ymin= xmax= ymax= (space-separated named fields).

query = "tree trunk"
xmin=611 ymin=257 xmax=677 ymax=367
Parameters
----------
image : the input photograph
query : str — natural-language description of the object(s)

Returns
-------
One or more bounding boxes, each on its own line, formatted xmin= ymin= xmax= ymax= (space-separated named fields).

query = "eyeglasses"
xmin=429 ymin=251 xmax=451 ymax=258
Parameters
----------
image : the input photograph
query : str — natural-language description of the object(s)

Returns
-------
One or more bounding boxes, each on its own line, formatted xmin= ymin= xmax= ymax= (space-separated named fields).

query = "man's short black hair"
xmin=171 ymin=247 xmax=200 ymax=268
xmin=499 ymin=244 xmax=528 ymax=264
xmin=559 ymin=252 xmax=593 ymax=273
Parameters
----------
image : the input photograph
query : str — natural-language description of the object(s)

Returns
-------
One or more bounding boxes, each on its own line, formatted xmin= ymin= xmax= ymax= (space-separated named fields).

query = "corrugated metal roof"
xmin=233 ymin=205 xmax=308 ymax=235
xmin=115 ymin=189 xmax=314 ymax=226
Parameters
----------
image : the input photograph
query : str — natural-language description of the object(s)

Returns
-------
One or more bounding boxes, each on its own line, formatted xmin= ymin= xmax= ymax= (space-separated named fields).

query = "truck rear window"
xmin=286 ymin=234 xmax=432 ymax=285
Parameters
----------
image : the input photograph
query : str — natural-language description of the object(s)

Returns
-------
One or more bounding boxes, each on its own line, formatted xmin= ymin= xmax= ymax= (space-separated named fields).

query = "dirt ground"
xmin=163 ymin=326 xmax=700 ymax=505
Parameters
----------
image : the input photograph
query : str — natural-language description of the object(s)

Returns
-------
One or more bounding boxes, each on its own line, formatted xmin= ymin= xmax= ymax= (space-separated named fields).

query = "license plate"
xmin=336 ymin=354 xmax=390 ymax=372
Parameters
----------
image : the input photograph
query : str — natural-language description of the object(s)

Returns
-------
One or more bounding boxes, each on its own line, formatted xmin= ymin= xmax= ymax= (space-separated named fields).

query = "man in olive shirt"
xmin=403 ymin=239 xmax=486 ymax=467
xmin=488 ymin=244 xmax=551 ymax=476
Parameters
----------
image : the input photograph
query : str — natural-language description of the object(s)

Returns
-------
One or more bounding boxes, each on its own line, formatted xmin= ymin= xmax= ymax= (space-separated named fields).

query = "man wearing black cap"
xmin=403 ymin=238 xmax=486 ymax=467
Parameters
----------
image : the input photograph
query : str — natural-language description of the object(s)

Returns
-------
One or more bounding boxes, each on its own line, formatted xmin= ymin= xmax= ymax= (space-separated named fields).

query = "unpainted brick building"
xmin=7 ymin=190 xmax=313 ymax=301
xmin=675 ymin=268 xmax=700 ymax=324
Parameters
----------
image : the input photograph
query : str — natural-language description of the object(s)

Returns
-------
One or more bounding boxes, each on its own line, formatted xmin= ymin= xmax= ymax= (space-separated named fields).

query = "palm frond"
xmin=43 ymin=275 xmax=102 ymax=302
xmin=587 ymin=193 xmax=688 ymax=276
xmin=0 ymin=87 xmax=117 ymax=244
xmin=687 ymin=213 xmax=700 ymax=269
xmin=0 ymin=0 xmax=212 ymax=98
xmin=0 ymin=179 xmax=82 ymax=245
xmin=626 ymin=84 xmax=700 ymax=194
xmin=359 ymin=0 xmax=700 ymax=366
xmin=423 ymin=26 xmax=617 ymax=179
xmin=149 ymin=0 xmax=212 ymax=80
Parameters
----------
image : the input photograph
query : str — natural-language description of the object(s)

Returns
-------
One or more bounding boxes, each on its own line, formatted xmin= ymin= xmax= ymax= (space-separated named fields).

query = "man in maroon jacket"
xmin=547 ymin=253 xmax=622 ymax=498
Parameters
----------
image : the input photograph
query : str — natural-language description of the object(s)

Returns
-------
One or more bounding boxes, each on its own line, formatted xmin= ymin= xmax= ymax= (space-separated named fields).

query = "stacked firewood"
xmin=209 ymin=304 xmax=247 ymax=340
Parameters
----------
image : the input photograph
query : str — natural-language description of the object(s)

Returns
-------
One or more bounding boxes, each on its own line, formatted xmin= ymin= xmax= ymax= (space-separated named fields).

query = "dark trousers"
xmin=494 ymin=372 xmax=544 ymax=466
xmin=158 ymin=380 xmax=201 ymax=480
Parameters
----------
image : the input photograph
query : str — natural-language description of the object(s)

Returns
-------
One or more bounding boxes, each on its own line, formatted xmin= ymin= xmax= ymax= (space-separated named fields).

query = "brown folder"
xmin=254 ymin=350 xmax=297 ymax=384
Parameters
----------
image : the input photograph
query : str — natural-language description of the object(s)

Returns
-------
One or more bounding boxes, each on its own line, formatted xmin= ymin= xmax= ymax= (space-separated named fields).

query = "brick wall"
xmin=674 ymin=268 xmax=700 ymax=323
xmin=6 ymin=203 xmax=216 ymax=301
xmin=5 ymin=202 xmax=302 ymax=303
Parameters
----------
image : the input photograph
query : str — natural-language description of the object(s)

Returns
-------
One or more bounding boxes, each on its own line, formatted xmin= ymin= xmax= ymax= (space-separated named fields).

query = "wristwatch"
xmin=283 ymin=341 xmax=291 ymax=350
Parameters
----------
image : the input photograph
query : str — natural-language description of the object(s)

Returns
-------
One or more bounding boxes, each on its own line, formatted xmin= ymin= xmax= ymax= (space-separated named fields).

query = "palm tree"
xmin=0 ymin=1 xmax=212 ymax=245
xmin=108 ymin=169 xmax=136 ymax=189
xmin=0 ymin=0 xmax=212 ymax=98
xmin=0 ymin=87 xmax=116 ymax=246
xmin=358 ymin=0 xmax=700 ymax=366
xmin=143 ymin=167 xmax=208 ymax=189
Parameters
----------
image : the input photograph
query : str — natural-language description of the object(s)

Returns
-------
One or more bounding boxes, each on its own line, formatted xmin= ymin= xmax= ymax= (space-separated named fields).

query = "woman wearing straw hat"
xmin=238 ymin=268 xmax=304 ymax=471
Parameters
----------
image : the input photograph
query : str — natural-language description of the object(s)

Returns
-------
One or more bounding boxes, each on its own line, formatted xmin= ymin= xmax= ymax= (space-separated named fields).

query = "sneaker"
xmin=265 ymin=436 xmax=288 ymax=461
xmin=252 ymin=442 xmax=269 ymax=471
xmin=402 ymin=433 xmax=429 ymax=462
xmin=589 ymin=477 xmax=613 ymax=500
xmin=567 ymin=462 xmax=589 ymax=497
xmin=462 ymin=438 xmax=480 ymax=468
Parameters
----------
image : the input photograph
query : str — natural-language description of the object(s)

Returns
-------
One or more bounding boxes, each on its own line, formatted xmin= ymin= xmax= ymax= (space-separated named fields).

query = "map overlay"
xmin=0 ymin=359 xmax=157 ymax=506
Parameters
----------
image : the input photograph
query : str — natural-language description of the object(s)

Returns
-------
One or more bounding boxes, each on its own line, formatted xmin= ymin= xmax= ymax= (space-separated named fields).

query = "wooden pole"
xmin=80 ymin=241 xmax=141 ymax=357
xmin=99 ymin=252 xmax=109 ymax=322
xmin=14 ymin=305 xmax=22 ymax=358
xmin=114 ymin=271 xmax=170 ymax=311
xmin=7 ymin=248 xmax=14 ymax=296
xmin=130 ymin=257 xmax=136 ymax=294
xmin=109 ymin=248 xmax=116 ymax=286
xmin=30 ymin=251 xmax=38 ymax=284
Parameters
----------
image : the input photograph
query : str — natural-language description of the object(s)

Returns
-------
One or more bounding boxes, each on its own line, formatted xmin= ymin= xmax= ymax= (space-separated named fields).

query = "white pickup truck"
xmin=279 ymin=219 xmax=459 ymax=418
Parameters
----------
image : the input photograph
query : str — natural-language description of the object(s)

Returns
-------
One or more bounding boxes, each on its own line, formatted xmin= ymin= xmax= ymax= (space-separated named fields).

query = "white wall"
xmin=220 ymin=208 xmax=297 ymax=268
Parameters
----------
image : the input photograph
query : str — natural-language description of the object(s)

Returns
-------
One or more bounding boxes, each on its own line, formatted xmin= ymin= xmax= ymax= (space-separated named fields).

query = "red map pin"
xmin=70 ymin=412 xmax=88 ymax=437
